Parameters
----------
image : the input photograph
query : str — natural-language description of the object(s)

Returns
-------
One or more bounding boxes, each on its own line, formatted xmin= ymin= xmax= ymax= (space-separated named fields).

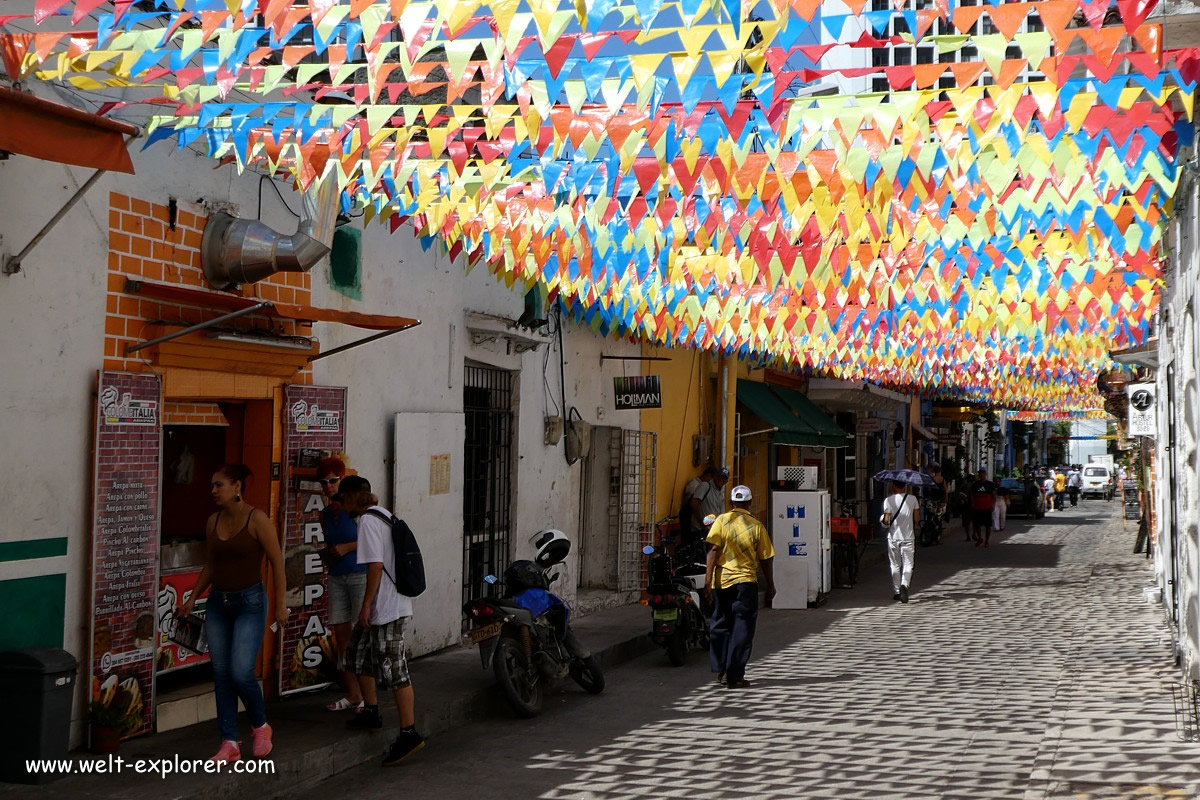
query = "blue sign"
xmin=788 ymin=542 xmax=807 ymax=557
xmin=786 ymin=505 xmax=806 ymax=519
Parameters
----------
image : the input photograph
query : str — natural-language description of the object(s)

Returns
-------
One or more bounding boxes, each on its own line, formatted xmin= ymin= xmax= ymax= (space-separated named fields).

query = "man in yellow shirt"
xmin=705 ymin=485 xmax=775 ymax=689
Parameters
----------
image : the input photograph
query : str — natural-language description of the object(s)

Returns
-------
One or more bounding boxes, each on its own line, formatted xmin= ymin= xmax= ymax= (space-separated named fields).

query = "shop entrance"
xmin=155 ymin=399 xmax=273 ymax=723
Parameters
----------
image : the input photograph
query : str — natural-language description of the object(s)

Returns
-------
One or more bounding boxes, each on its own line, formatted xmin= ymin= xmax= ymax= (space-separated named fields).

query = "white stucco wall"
xmin=1 ymin=122 xmax=643 ymax=742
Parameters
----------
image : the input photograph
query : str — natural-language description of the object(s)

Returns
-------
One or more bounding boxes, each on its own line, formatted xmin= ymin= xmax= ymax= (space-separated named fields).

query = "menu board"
xmin=90 ymin=371 xmax=161 ymax=738
xmin=156 ymin=570 xmax=210 ymax=674
xmin=278 ymin=385 xmax=346 ymax=695
xmin=1124 ymin=485 xmax=1141 ymax=521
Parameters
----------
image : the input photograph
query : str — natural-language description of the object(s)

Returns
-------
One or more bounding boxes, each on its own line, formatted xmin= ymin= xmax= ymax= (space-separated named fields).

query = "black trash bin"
xmin=0 ymin=648 xmax=78 ymax=784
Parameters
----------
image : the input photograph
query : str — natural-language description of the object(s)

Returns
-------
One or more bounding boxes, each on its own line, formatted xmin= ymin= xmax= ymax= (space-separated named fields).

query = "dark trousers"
xmin=709 ymin=582 xmax=759 ymax=682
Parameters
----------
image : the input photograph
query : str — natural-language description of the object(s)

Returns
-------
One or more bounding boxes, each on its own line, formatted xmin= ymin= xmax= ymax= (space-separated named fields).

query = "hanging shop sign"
xmin=89 ymin=370 xmax=162 ymax=739
xmin=279 ymin=385 xmax=347 ymax=696
xmin=614 ymin=376 xmax=662 ymax=410
xmin=1127 ymin=384 xmax=1157 ymax=438
xmin=855 ymin=418 xmax=883 ymax=433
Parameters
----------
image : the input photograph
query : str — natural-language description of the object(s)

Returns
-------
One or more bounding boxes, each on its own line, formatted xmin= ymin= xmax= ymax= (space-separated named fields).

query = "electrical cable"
xmin=542 ymin=309 xmax=562 ymax=417
xmin=257 ymin=173 xmax=300 ymax=220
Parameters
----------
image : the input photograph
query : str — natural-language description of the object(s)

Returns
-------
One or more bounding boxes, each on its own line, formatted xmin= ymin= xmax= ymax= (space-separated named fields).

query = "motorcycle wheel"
xmin=493 ymin=636 xmax=543 ymax=717
xmin=666 ymin=630 xmax=688 ymax=667
xmin=569 ymin=656 xmax=606 ymax=694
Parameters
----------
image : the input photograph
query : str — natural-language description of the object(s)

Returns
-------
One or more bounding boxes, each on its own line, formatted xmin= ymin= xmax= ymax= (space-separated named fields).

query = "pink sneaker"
xmin=251 ymin=723 xmax=273 ymax=758
xmin=210 ymin=740 xmax=241 ymax=764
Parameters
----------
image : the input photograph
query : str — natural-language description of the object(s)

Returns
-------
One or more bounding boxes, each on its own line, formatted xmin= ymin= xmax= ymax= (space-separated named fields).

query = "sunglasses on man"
xmin=319 ymin=477 xmax=341 ymax=486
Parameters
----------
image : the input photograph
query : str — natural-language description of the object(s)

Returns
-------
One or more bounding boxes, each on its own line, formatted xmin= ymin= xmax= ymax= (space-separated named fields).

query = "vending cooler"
xmin=770 ymin=489 xmax=831 ymax=608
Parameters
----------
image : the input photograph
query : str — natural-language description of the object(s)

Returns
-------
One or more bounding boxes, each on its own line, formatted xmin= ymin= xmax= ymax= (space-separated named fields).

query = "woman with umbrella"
xmin=874 ymin=470 xmax=929 ymax=604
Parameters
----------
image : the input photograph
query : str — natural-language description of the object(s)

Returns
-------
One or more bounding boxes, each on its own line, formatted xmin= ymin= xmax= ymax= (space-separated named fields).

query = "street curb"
xmin=207 ymin=630 xmax=658 ymax=800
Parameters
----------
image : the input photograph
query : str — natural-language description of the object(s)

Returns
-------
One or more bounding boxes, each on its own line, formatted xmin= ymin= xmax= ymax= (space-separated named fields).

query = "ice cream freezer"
xmin=771 ymin=490 xmax=831 ymax=608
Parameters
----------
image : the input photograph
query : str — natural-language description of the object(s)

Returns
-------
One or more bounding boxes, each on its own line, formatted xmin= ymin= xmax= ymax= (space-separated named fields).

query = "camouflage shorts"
xmin=346 ymin=617 xmax=411 ymax=689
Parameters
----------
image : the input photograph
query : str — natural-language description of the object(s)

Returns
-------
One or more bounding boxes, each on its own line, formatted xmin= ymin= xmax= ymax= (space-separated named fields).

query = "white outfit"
xmin=992 ymin=496 xmax=1007 ymax=530
xmin=883 ymin=493 xmax=919 ymax=592
xmin=1043 ymin=478 xmax=1055 ymax=512
xmin=356 ymin=506 xmax=413 ymax=625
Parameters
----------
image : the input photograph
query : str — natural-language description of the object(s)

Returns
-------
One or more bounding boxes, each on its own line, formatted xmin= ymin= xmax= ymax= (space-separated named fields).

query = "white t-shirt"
xmin=883 ymin=493 xmax=919 ymax=541
xmin=357 ymin=507 xmax=413 ymax=625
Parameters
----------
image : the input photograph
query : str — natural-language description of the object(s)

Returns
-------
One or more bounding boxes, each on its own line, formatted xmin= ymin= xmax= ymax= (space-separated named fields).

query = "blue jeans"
xmin=709 ymin=582 xmax=759 ymax=683
xmin=205 ymin=583 xmax=267 ymax=741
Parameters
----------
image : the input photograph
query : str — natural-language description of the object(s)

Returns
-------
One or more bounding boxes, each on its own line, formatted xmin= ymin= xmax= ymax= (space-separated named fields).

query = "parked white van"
xmin=1081 ymin=465 xmax=1114 ymax=500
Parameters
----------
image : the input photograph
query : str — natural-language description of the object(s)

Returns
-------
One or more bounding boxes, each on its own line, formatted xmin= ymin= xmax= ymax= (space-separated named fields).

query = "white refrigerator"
xmin=770 ymin=490 xmax=831 ymax=608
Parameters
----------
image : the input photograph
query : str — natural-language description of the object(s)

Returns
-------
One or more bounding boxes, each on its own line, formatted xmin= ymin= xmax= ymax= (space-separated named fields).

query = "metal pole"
xmin=4 ymin=168 xmax=109 ymax=275
xmin=308 ymin=322 xmax=421 ymax=362
xmin=124 ymin=302 xmax=272 ymax=354
xmin=4 ymin=132 xmax=138 ymax=276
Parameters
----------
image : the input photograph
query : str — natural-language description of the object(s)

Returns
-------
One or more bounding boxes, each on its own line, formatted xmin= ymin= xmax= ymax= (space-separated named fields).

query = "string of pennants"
xmin=3 ymin=0 xmax=1187 ymax=410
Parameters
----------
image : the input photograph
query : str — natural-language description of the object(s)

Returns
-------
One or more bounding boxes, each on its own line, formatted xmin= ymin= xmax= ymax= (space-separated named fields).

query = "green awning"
xmin=736 ymin=380 xmax=849 ymax=448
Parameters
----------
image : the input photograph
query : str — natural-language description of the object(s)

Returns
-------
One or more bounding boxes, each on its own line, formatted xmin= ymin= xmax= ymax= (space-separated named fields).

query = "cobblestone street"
xmin=306 ymin=502 xmax=1199 ymax=800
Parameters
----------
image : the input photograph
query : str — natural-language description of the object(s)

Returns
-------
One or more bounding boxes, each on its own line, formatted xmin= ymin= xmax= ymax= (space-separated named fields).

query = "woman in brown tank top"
xmin=177 ymin=464 xmax=287 ymax=764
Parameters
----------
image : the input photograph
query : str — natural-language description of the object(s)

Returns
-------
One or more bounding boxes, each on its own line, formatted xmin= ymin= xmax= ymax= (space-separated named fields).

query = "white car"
xmin=1081 ymin=466 xmax=1114 ymax=500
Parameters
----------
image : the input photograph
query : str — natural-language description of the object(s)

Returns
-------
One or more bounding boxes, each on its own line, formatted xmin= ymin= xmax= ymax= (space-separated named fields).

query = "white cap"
xmin=730 ymin=485 xmax=752 ymax=503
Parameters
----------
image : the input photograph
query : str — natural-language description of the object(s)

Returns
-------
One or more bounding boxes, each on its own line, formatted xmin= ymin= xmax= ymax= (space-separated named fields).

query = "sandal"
xmin=326 ymin=698 xmax=362 ymax=712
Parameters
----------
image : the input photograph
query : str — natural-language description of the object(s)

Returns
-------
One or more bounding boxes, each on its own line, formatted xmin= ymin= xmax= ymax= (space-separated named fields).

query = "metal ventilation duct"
xmin=201 ymin=179 xmax=339 ymax=289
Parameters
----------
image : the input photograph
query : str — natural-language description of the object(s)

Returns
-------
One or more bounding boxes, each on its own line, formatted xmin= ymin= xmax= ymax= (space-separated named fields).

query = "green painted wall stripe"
xmin=0 ymin=574 xmax=66 ymax=650
xmin=0 ymin=537 xmax=69 ymax=562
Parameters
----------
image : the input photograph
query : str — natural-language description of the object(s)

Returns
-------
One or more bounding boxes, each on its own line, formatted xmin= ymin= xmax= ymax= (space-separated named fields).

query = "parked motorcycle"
xmin=462 ymin=529 xmax=605 ymax=718
xmin=642 ymin=535 xmax=710 ymax=666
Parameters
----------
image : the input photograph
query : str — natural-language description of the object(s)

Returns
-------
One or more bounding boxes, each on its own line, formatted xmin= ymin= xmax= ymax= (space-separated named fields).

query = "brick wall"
xmin=162 ymin=401 xmax=229 ymax=427
xmin=105 ymin=191 xmax=313 ymax=381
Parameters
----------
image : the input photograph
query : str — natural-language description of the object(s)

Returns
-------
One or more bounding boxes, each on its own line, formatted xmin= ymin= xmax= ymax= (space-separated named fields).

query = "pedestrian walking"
xmin=178 ymin=464 xmax=288 ymax=764
xmin=1067 ymin=466 xmax=1082 ymax=506
xmin=705 ymin=485 xmax=775 ymax=689
xmin=338 ymin=476 xmax=426 ymax=767
xmin=968 ymin=469 xmax=997 ymax=547
xmin=1054 ymin=469 xmax=1067 ymax=511
xmin=992 ymin=487 xmax=1007 ymax=532
xmin=1043 ymin=472 xmax=1056 ymax=513
xmin=316 ymin=456 xmax=366 ymax=713
xmin=880 ymin=481 xmax=920 ymax=603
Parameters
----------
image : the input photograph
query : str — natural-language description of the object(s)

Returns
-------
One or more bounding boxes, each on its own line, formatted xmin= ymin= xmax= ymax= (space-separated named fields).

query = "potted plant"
xmin=89 ymin=702 xmax=125 ymax=755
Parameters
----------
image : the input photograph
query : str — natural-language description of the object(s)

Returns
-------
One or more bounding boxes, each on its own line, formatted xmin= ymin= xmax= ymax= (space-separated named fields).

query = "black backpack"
xmin=364 ymin=509 xmax=426 ymax=598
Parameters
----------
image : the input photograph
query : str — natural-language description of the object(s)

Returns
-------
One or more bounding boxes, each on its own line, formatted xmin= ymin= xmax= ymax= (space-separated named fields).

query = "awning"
xmin=913 ymin=422 xmax=938 ymax=441
xmin=123 ymin=279 xmax=420 ymax=360
xmin=737 ymin=380 xmax=848 ymax=448
xmin=805 ymin=377 xmax=910 ymax=412
xmin=0 ymin=87 xmax=136 ymax=173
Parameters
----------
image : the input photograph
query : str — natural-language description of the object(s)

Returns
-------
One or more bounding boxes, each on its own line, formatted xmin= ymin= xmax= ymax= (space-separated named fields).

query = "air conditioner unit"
xmin=776 ymin=465 xmax=819 ymax=489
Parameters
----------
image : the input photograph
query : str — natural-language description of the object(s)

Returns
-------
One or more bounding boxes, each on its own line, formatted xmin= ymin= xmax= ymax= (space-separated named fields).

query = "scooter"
xmin=462 ymin=529 xmax=605 ymax=718
xmin=642 ymin=531 xmax=710 ymax=666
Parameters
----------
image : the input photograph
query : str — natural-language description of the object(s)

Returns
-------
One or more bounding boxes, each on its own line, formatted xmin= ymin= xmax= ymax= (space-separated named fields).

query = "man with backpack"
xmin=337 ymin=476 xmax=425 ymax=767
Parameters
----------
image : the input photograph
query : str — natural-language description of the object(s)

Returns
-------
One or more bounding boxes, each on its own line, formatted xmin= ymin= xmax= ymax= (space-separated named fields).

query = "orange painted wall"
xmin=103 ymin=191 xmax=312 ymax=385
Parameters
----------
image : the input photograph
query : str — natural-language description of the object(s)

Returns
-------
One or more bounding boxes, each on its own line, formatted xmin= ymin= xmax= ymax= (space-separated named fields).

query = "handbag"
xmin=169 ymin=612 xmax=208 ymax=655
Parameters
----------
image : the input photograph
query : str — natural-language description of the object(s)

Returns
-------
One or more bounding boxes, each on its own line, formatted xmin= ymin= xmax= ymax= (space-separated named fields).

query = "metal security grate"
xmin=463 ymin=365 xmax=513 ymax=619
xmin=617 ymin=430 xmax=657 ymax=592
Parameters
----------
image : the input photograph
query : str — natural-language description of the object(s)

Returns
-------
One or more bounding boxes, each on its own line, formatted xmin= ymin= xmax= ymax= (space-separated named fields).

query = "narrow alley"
xmin=304 ymin=503 xmax=1198 ymax=800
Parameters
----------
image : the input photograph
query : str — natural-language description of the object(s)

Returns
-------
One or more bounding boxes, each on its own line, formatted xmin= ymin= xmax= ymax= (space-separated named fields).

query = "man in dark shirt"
xmin=968 ymin=469 xmax=997 ymax=548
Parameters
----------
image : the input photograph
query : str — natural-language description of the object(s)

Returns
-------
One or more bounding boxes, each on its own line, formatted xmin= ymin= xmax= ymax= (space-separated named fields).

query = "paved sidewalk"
xmin=297 ymin=501 xmax=1199 ymax=800
xmin=0 ymin=603 xmax=653 ymax=799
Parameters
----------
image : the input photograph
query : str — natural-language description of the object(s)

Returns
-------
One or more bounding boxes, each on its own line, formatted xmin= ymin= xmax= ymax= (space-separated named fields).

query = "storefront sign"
xmin=614 ymin=376 xmax=662 ymax=410
xmin=90 ymin=371 xmax=161 ymax=738
xmin=156 ymin=570 xmax=209 ymax=674
xmin=1127 ymin=383 xmax=1157 ymax=438
xmin=855 ymin=418 xmax=882 ymax=433
xmin=279 ymin=385 xmax=347 ymax=695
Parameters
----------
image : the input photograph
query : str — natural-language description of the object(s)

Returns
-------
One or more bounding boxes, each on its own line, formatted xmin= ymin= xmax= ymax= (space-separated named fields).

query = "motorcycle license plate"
xmin=652 ymin=609 xmax=679 ymax=621
xmin=470 ymin=622 xmax=502 ymax=644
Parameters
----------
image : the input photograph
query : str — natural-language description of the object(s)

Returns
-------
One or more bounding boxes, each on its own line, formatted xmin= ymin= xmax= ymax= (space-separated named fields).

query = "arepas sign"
xmin=613 ymin=376 xmax=662 ymax=410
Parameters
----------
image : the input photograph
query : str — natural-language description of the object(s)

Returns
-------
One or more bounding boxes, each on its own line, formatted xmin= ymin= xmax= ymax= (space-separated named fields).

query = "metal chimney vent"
xmin=201 ymin=179 xmax=339 ymax=289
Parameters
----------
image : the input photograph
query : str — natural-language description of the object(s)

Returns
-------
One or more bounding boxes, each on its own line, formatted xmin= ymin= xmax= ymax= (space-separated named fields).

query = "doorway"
xmin=462 ymin=365 xmax=514 ymax=613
